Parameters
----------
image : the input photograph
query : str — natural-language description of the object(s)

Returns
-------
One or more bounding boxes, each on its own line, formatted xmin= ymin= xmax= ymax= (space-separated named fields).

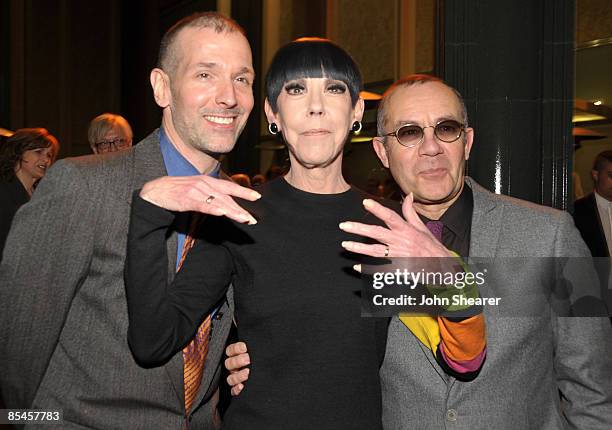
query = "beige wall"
xmin=328 ymin=0 xmax=397 ymax=84
xmin=577 ymin=0 xmax=612 ymax=43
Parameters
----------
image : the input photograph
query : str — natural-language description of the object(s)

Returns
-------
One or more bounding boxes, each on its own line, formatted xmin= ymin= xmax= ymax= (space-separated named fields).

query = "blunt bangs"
xmin=265 ymin=39 xmax=362 ymax=112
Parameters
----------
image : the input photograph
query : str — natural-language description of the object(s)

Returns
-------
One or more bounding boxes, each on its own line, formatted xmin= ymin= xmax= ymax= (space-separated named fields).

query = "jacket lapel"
xmin=405 ymin=178 xmax=501 ymax=384
xmin=588 ymin=193 xmax=610 ymax=257
xmin=465 ymin=177 xmax=502 ymax=258
xmin=130 ymin=130 xmax=185 ymax=406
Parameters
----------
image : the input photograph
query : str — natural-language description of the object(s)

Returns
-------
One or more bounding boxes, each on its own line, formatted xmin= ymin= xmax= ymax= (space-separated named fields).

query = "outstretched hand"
xmin=140 ymin=175 xmax=261 ymax=225
xmin=339 ymin=193 xmax=453 ymax=264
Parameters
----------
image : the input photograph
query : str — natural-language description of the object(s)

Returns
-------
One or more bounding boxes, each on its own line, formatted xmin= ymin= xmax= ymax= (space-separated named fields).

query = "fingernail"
xmin=341 ymin=241 xmax=350 ymax=249
xmin=339 ymin=222 xmax=352 ymax=230
xmin=363 ymin=199 xmax=374 ymax=208
xmin=353 ymin=264 xmax=362 ymax=273
xmin=252 ymin=191 xmax=262 ymax=200
xmin=408 ymin=192 xmax=414 ymax=202
xmin=248 ymin=216 xmax=258 ymax=225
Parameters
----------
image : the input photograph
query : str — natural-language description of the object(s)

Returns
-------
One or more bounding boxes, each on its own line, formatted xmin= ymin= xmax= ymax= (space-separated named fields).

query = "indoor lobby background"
xmin=1 ymin=0 xmax=611 ymax=210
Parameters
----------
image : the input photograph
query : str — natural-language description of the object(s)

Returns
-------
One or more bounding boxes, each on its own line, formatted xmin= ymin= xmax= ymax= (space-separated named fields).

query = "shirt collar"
xmin=418 ymin=184 xmax=473 ymax=238
xmin=158 ymin=127 xmax=220 ymax=178
xmin=594 ymin=190 xmax=612 ymax=209
xmin=439 ymin=185 xmax=474 ymax=238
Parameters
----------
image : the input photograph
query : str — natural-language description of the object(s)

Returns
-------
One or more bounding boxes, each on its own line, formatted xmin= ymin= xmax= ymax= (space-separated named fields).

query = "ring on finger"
xmin=384 ymin=246 xmax=390 ymax=257
xmin=205 ymin=195 xmax=216 ymax=204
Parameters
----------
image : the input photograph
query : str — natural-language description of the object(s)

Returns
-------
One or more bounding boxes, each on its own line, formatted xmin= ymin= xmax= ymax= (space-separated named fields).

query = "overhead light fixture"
xmin=350 ymin=136 xmax=374 ymax=143
xmin=573 ymin=99 xmax=609 ymax=123
xmin=360 ymin=91 xmax=382 ymax=101
xmin=572 ymin=112 xmax=606 ymax=122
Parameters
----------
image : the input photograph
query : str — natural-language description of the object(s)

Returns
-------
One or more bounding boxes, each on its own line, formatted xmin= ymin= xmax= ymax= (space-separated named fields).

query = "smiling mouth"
xmin=204 ymin=115 xmax=236 ymax=125
xmin=37 ymin=164 xmax=47 ymax=170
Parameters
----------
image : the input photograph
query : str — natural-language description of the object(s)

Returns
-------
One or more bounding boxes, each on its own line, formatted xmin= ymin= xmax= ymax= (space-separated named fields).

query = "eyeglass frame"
xmin=94 ymin=137 xmax=130 ymax=151
xmin=380 ymin=119 xmax=467 ymax=148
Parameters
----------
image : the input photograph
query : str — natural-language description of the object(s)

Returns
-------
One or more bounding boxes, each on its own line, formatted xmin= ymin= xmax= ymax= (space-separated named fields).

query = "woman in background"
xmin=0 ymin=128 xmax=59 ymax=256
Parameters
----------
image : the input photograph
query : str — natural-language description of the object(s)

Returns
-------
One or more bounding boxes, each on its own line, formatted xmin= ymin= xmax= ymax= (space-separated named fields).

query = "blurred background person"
xmin=251 ymin=173 xmax=266 ymax=187
xmin=573 ymin=150 xmax=612 ymax=257
xmin=230 ymin=173 xmax=252 ymax=188
xmin=572 ymin=149 xmax=612 ymax=325
xmin=88 ymin=113 xmax=133 ymax=154
xmin=265 ymin=164 xmax=284 ymax=181
xmin=0 ymin=128 xmax=59 ymax=257
xmin=0 ymin=128 xmax=14 ymax=138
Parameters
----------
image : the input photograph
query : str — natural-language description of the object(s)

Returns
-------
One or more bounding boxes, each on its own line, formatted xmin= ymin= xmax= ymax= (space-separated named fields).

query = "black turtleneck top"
xmin=126 ymin=177 xmax=388 ymax=430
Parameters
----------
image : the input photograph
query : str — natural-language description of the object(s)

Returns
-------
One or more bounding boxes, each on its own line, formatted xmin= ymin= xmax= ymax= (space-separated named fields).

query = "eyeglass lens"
xmin=97 ymin=138 xmax=127 ymax=149
xmin=396 ymin=120 xmax=462 ymax=146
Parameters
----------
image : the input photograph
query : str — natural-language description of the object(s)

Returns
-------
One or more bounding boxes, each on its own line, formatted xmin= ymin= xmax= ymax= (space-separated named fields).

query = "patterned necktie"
xmin=426 ymin=220 xmax=444 ymax=243
xmin=177 ymin=213 xmax=212 ymax=415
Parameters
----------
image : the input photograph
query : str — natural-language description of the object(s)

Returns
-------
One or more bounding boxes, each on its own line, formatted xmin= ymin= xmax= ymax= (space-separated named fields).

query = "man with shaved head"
xmin=0 ymin=12 xmax=258 ymax=429
xmin=355 ymin=74 xmax=612 ymax=429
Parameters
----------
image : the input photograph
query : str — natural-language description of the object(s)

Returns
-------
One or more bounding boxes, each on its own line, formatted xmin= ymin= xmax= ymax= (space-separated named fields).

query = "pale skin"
xmin=342 ymin=82 xmax=474 ymax=260
xmin=15 ymin=146 xmax=56 ymax=196
xmin=264 ymin=77 xmax=364 ymax=194
xmin=91 ymin=125 xmax=133 ymax=154
xmin=225 ymin=81 xmax=475 ymax=394
xmin=139 ymin=26 xmax=261 ymax=223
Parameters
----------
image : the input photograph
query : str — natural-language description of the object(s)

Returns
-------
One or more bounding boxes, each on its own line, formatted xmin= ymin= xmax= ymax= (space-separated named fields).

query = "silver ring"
xmin=384 ymin=246 xmax=390 ymax=257
xmin=205 ymin=195 xmax=215 ymax=204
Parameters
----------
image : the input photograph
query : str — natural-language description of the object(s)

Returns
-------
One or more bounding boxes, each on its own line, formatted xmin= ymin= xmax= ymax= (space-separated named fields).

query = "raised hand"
xmin=140 ymin=175 xmax=261 ymax=224
xmin=339 ymin=194 xmax=453 ymax=260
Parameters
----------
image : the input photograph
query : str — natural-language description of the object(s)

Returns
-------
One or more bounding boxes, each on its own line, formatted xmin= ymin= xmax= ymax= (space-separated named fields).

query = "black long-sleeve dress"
xmin=126 ymin=177 xmax=388 ymax=430
xmin=0 ymin=176 xmax=29 ymax=258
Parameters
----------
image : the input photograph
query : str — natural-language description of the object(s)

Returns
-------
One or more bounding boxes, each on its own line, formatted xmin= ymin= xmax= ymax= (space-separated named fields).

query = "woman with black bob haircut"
xmin=126 ymin=38 xmax=386 ymax=429
xmin=265 ymin=37 xmax=363 ymax=112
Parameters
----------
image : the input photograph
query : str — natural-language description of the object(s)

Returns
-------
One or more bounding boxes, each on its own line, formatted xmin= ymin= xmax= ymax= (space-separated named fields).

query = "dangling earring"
xmin=351 ymin=121 xmax=362 ymax=133
xmin=268 ymin=122 xmax=279 ymax=135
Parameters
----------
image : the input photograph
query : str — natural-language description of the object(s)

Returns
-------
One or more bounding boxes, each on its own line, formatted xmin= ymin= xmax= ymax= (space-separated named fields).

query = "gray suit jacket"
xmin=0 ymin=131 xmax=234 ymax=429
xmin=381 ymin=178 xmax=612 ymax=430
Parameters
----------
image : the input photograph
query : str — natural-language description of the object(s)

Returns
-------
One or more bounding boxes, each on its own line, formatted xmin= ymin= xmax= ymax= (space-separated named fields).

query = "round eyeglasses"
xmin=382 ymin=119 xmax=465 ymax=148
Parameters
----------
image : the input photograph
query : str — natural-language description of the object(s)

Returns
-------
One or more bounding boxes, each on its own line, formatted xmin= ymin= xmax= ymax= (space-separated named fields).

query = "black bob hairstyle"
xmin=265 ymin=37 xmax=363 ymax=112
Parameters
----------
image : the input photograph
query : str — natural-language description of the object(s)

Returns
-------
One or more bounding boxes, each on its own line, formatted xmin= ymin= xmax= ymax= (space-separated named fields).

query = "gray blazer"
xmin=381 ymin=178 xmax=612 ymax=430
xmin=0 ymin=131 xmax=234 ymax=429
